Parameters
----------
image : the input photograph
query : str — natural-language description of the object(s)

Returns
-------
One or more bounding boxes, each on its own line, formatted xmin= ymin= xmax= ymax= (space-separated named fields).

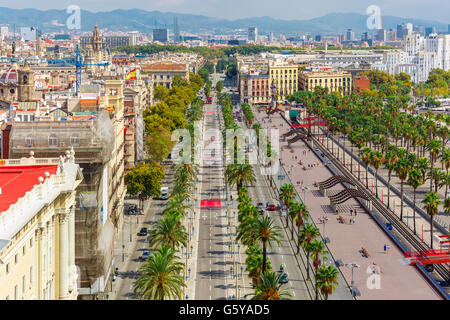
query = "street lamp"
xmin=345 ymin=263 xmax=360 ymax=298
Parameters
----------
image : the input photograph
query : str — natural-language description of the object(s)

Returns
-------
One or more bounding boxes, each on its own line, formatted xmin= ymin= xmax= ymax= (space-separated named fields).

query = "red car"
xmin=267 ymin=204 xmax=277 ymax=211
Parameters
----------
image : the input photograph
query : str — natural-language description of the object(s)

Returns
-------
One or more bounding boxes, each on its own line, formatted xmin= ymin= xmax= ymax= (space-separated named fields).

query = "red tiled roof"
xmin=0 ymin=165 xmax=58 ymax=213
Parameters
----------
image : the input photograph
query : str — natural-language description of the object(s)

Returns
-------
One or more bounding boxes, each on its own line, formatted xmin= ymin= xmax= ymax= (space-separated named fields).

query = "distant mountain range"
xmin=0 ymin=7 xmax=447 ymax=36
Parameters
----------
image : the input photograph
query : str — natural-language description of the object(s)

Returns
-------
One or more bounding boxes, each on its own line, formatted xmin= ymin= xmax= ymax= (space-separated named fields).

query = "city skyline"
xmin=1 ymin=0 xmax=449 ymax=24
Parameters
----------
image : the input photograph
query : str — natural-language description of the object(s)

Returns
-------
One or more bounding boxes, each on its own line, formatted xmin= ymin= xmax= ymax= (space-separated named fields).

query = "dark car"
xmin=267 ymin=204 xmax=277 ymax=211
xmin=138 ymin=227 xmax=148 ymax=236
xmin=279 ymin=273 xmax=288 ymax=284
xmin=125 ymin=204 xmax=137 ymax=215
xmin=140 ymin=251 xmax=150 ymax=261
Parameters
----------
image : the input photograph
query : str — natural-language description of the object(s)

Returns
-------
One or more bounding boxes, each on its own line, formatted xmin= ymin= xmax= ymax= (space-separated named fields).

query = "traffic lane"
xmin=195 ymin=105 xmax=229 ymax=299
xmin=115 ymin=166 xmax=175 ymax=299
xmin=247 ymin=170 xmax=310 ymax=300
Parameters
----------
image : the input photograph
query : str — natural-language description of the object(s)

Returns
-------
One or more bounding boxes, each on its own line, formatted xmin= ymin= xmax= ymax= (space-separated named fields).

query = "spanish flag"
xmin=125 ymin=68 xmax=137 ymax=80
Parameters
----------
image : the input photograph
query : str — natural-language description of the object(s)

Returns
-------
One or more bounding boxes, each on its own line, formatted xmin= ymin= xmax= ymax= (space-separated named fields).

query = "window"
xmin=14 ymin=285 xmax=18 ymax=300
xmin=6 ymin=263 xmax=10 ymax=274
xmin=30 ymin=238 xmax=33 ymax=248
xmin=25 ymin=134 xmax=35 ymax=147
xmin=70 ymin=133 xmax=80 ymax=146
xmin=14 ymin=254 xmax=18 ymax=265
xmin=23 ymin=245 xmax=26 ymax=256
xmin=30 ymin=267 xmax=33 ymax=286
xmin=22 ymin=275 xmax=26 ymax=293
xmin=48 ymin=134 xmax=58 ymax=147
xmin=23 ymin=115 xmax=28 ymax=121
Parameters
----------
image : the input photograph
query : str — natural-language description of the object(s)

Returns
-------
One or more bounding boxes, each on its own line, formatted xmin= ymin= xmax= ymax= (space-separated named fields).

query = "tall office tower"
xmin=448 ymin=24 xmax=450 ymax=34
xmin=397 ymin=24 xmax=404 ymax=40
xmin=374 ymin=29 xmax=386 ymax=41
xmin=405 ymin=23 xmax=413 ymax=35
xmin=174 ymin=17 xmax=180 ymax=43
xmin=338 ymin=34 xmax=345 ymax=43
xmin=268 ymin=32 xmax=274 ymax=42
xmin=361 ymin=32 xmax=369 ymax=42
xmin=425 ymin=26 xmax=437 ymax=36
xmin=386 ymin=29 xmax=396 ymax=41
xmin=153 ymin=28 xmax=168 ymax=43
xmin=415 ymin=25 xmax=425 ymax=36
xmin=248 ymin=27 xmax=258 ymax=42
xmin=346 ymin=29 xmax=355 ymax=41
xmin=315 ymin=34 xmax=321 ymax=42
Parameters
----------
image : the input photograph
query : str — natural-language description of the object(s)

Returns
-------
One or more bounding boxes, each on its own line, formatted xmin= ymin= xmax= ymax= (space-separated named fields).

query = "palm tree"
xmin=298 ymin=223 xmax=320 ymax=279
xmin=394 ymin=157 xmax=412 ymax=221
xmin=226 ymin=163 xmax=256 ymax=190
xmin=407 ymin=169 xmax=423 ymax=234
xmin=422 ymin=192 xmax=442 ymax=249
xmin=237 ymin=215 xmax=283 ymax=274
xmin=384 ymin=148 xmax=398 ymax=209
xmin=176 ymin=162 xmax=199 ymax=181
xmin=444 ymin=197 xmax=450 ymax=216
xmin=291 ymin=201 xmax=309 ymax=247
xmin=280 ymin=183 xmax=295 ymax=227
xmin=427 ymin=139 xmax=441 ymax=192
xmin=245 ymin=246 xmax=272 ymax=287
xmin=360 ymin=147 xmax=371 ymax=188
xmin=134 ymin=245 xmax=185 ymax=300
xmin=148 ymin=214 xmax=188 ymax=250
xmin=442 ymin=148 xmax=450 ymax=199
xmin=247 ymin=272 xmax=292 ymax=300
xmin=430 ymin=168 xmax=443 ymax=193
xmin=370 ymin=150 xmax=385 ymax=197
xmin=315 ymin=265 xmax=339 ymax=300
xmin=309 ymin=240 xmax=328 ymax=300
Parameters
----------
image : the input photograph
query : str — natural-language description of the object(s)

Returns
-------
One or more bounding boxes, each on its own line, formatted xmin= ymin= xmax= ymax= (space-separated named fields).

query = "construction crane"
xmin=0 ymin=44 xmax=109 ymax=94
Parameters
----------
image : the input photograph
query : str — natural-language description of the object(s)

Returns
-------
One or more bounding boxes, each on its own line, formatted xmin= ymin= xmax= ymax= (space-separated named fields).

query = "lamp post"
xmin=345 ymin=263 xmax=360 ymax=298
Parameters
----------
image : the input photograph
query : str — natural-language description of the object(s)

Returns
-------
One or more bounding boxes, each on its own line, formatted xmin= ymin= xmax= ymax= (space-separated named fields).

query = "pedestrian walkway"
xmin=253 ymin=108 xmax=441 ymax=300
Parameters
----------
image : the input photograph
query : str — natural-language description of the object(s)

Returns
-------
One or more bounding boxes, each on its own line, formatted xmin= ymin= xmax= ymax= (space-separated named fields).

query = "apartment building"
xmin=299 ymin=68 xmax=353 ymax=95
xmin=6 ymin=80 xmax=126 ymax=299
xmin=268 ymin=63 xmax=299 ymax=100
xmin=240 ymin=72 xmax=270 ymax=104
xmin=142 ymin=63 xmax=189 ymax=89
xmin=0 ymin=153 xmax=83 ymax=300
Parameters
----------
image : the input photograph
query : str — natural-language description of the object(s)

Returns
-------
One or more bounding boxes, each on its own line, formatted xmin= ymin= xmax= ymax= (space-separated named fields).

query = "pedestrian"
xmin=384 ymin=245 xmax=387 ymax=254
xmin=354 ymin=210 xmax=357 ymax=217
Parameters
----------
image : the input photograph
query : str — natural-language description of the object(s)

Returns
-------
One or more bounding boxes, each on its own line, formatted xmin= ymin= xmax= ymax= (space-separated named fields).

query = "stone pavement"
xmin=253 ymin=108 xmax=441 ymax=300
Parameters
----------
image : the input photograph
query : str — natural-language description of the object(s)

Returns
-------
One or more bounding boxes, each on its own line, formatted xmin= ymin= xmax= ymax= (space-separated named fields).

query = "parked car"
xmin=140 ymin=251 xmax=151 ymax=261
xmin=124 ymin=204 xmax=137 ymax=215
xmin=279 ymin=273 xmax=289 ymax=283
xmin=267 ymin=204 xmax=277 ymax=211
xmin=138 ymin=227 xmax=148 ymax=236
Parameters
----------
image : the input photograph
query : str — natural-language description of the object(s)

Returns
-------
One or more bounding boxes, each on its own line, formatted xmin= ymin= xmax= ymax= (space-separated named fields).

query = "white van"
xmin=160 ymin=187 xmax=169 ymax=200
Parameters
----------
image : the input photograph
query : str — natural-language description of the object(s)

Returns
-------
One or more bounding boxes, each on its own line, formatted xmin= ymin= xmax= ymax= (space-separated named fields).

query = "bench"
xmin=338 ymin=215 xmax=346 ymax=224
xmin=361 ymin=247 xmax=370 ymax=258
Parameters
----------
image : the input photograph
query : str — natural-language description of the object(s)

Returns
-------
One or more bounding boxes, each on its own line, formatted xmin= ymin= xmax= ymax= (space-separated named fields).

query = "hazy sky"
xmin=0 ymin=0 xmax=448 ymax=22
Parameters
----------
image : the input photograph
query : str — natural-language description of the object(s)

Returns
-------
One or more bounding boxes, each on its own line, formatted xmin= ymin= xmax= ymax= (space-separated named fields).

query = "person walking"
xmin=350 ymin=209 xmax=353 ymax=216
xmin=384 ymin=245 xmax=387 ymax=254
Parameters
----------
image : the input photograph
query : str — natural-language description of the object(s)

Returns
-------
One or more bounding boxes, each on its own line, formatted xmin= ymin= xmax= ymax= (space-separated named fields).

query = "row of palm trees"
xmin=134 ymin=162 xmax=199 ymax=299
xmin=294 ymin=87 xmax=449 ymax=249
xmin=279 ymin=183 xmax=339 ymax=300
